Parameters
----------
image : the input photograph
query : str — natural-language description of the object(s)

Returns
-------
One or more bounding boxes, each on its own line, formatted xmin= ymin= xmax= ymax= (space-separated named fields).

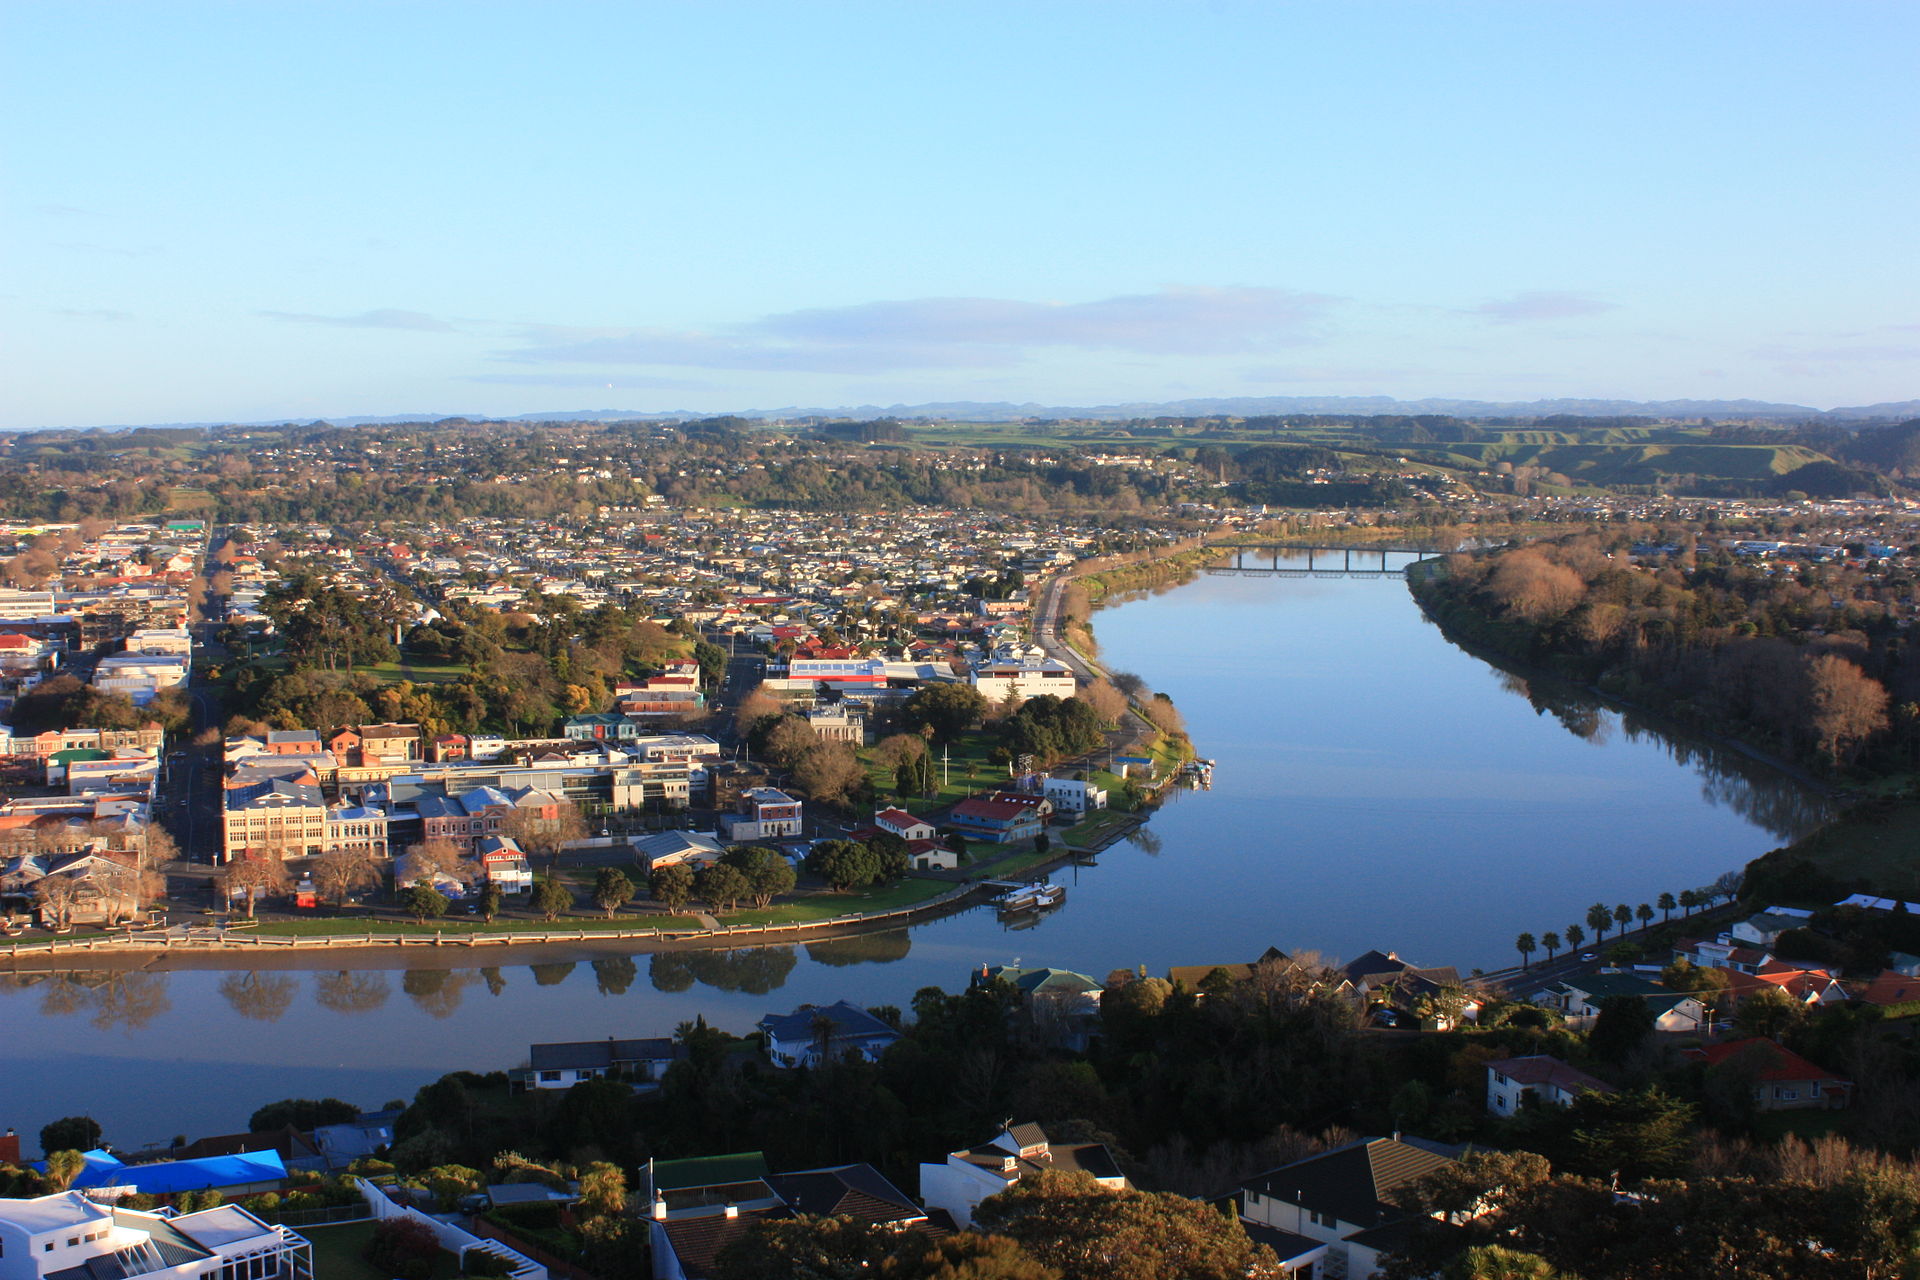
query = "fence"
xmin=250 ymin=1201 xmax=371 ymax=1228
xmin=0 ymin=883 xmax=988 ymax=962
xmin=354 ymin=1179 xmax=544 ymax=1280
xmin=469 ymin=1218 xmax=602 ymax=1280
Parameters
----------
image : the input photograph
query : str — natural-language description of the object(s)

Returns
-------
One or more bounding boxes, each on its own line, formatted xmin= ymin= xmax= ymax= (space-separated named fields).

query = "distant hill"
xmin=18 ymin=393 xmax=1920 ymax=433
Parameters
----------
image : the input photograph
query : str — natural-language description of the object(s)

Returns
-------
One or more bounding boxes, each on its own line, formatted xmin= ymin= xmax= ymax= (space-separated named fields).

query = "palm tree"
xmin=1541 ymin=931 xmax=1561 ymax=962
xmin=1586 ymin=902 xmax=1612 ymax=942
xmin=1614 ymin=903 xmax=1633 ymax=935
xmin=1636 ymin=903 xmax=1655 ymax=930
xmin=1679 ymin=888 xmax=1700 ymax=916
xmin=1516 ymin=932 xmax=1536 ymax=970
xmin=1657 ymin=892 xmax=1676 ymax=923
xmin=1565 ymin=923 xmax=1586 ymax=953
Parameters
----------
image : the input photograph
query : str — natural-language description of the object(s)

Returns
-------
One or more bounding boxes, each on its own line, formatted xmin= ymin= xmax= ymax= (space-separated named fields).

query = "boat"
xmin=1032 ymin=883 xmax=1066 ymax=908
xmin=995 ymin=882 xmax=1067 ymax=913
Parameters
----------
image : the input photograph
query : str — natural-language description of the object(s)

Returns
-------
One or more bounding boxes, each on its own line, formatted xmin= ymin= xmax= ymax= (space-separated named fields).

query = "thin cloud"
xmin=258 ymin=308 xmax=455 ymax=332
xmin=463 ymin=372 xmax=710 ymax=390
xmin=49 ymin=307 xmax=134 ymax=323
xmin=1471 ymin=291 xmax=1618 ymax=323
xmin=1752 ymin=341 xmax=1920 ymax=365
xmin=496 ymin=286 xmax=1339 ymax=374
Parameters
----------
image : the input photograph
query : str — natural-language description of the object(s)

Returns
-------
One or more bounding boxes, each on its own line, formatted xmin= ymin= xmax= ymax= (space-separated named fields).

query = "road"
xmin=1029 ymin=571 xmax=1156 ymax=766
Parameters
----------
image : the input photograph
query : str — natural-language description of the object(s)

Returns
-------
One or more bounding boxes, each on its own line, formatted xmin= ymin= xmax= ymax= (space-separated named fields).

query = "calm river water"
xmin=0 ymin=557 xmax=1830 ymax=1154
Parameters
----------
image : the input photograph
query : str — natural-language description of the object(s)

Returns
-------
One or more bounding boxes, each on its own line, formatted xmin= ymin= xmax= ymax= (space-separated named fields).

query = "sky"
xmin=2 ymin=1 xmax=1916 ymax=428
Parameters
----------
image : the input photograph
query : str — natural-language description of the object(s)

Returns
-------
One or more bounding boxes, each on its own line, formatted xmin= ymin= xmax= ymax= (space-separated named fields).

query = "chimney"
xmin=651 ymin=1195 xmax=667 ymax=1220
xmin=0 ymin=1128 xmax=18 ymax=1166
xmin=723 ymin=1204 xmax=738 ymax=1219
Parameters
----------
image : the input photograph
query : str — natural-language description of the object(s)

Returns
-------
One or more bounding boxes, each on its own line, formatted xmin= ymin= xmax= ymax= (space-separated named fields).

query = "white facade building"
xmin=0 ymin=1194 xmax=310 ymax=1280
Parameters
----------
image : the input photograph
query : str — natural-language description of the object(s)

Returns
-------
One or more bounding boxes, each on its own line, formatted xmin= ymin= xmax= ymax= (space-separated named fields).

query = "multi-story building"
xmin=222 ymin=779 xmax=327 ymax=862
xmin=0 ymin=1192 xmax=311 ymax=1280
xmin=718 ymin=787 xmax=802 ymax=842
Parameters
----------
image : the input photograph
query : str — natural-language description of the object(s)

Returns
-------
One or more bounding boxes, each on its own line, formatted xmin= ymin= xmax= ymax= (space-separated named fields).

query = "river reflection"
xmin=2 ymin=969 xmax=173 ymax=1031
xmin=217 ymin=971 xmax=297 ymax=1023
xmin=649 ymin=946 xmax=798 ymax=995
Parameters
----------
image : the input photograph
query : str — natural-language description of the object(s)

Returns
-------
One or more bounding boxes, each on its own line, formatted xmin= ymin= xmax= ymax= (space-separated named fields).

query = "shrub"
xmin=366 ymin=1217 xmax=443 ymax=1280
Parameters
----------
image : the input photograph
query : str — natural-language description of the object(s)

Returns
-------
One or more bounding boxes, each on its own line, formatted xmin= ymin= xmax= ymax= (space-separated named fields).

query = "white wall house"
xmin=1041 ymin=776 xmax=1107 ymax=815
xmin=0 ymin=1193 xmax=311 ymax=1280
xmin=919 ymin=1124 xmax=1128 ymax=1230
xmin=1484 ymin=1055 xmax=1615 ymax=1116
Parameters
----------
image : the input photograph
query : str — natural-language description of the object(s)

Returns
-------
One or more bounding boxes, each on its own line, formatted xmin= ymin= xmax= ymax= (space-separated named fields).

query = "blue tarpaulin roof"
xmin=44 ymin=1148 xmax=286 ymax=1194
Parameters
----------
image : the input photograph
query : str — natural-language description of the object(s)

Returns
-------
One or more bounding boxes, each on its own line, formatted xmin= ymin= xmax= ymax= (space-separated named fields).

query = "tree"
xmin=478 ymin=882 xmax=504 ymax=923
xmin=576 ymin=1161 xmax=627 ymax=1221
xmin=402 ymin=839 xmax=470 ymax=890
xmin=34 ymin=874 xmax=88 ymax=931
xmin=972 ymin=1169 xmax=1278 ymax=1280
xmin=218 ymin=853 xmax=292 ymax=919
xmin=530 ymin=877 xmax=572 ymax=921
xmin=1586 ymin=902 xmax=1612 ymax=942
xmin=734 ymin=686 xmax=785 ymax=738
xmin=792 ymin=740 xmax=869 ymax=808
xmin=248 ymin=1097 xmax=358 ymax=1132
xmin=1635 ymin=902 xmax=1654 ymax=930
xmin=502 ymin=799 xmax=589 ymax=871
xmin=1803 ymin=653 xmax=1889 ymax=765
xmin=1541 ymin=930 xmax=1561 ymax=961
xmin=1588 ymin=994 xmax=1655 ymax=1065
xmin=888 ymin=1234 xmax=1060 ymax=1280
xmin=592 ymin=868 xmax=634 ymax=918
xmin=1515 ymin=932 xmax=1536 ymax=970
xmin=1613 ymin=903 xmax=1632 ymax=934
xmin=310 ymin=848 xmax=378 ymax=906
xmin=1678 ymin=888 xmax=1700 ymax=916
xmin=1077 ymin=680 xmax=1129 ymax=727
xmin=1735 ymin=986 xmax=1807 ymax=1039
xmin=724 ymin=845 xmax=795 ymax=908
xmin=649 ymin=863 xmax=695 ymax=914
xmin=398 ymin=883 xmax=449 ymax=924
xmin=40 ymin=1115 xmax=101 ymax=1157
xmin=1564 ymin=923 xmax=1585 ymax=952
xmin=1443 ymin=1246 xmax=1569 ymax=1280
xmin=806 ymin=839 xmax=880 ymax=892
xmin=1564 ymin=1086 xmax=1694 ymax=1182
xmin=903 ymin=683 xmax=989 ymax=744
xmin=763 ymin=716 xmax=821 ymax=769
xmin=44 ymin=1149 xmax=86 ymax=1190
xmin=1657 ymin=892 xmax=1676 ymax=923
xmin=696 ymin=862 xmax=750 ymax=914
xmin=714 ymin=1215 xmax=894 ymax=1280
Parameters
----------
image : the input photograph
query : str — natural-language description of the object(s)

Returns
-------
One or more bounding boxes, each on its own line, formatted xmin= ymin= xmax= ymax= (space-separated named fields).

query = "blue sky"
xmin=4 ymin=1 xmax=1915 ymax=427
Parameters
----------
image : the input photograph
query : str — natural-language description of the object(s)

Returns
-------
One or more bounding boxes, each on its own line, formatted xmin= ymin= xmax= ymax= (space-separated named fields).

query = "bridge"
xmin=1208 ymin=546 xmax=1436 ymax=579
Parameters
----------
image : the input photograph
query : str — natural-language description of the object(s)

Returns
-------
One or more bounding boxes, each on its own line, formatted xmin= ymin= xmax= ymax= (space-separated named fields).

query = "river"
xmin=0 ymin=555 xmax=1830 ymax=1155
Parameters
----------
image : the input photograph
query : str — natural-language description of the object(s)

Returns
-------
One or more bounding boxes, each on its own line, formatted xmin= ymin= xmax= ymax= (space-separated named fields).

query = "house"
xmin=946 ymin=793 xmax=1049 ymax=844
xmin=41 ymin=1148 xmax=288 ymax=1198
xmin=973 ymin=964 xmax=1104 ymax=1048
xmin=1731 ymin=909 xmax=1814 ymax=949
xmin=1718 ymin=963 xmax=1848 ymax=1009
xmin=756 ymin=1000 xmax=899 ymax=1068
xmin=803 ymin=705 xmax=863 ymax=744
xmin=1238 ymin=1136 xmax=1465 ymax=1280
xmin=1534 ymin=972 xmax=1707 ymax=1032
xmin=1040 ymin=775 xmax=1107 ymax=815
xmin=1855 ymin=970 xmax=1920 ymax=1006
xmin=872 ymin=808 xmax=936 ymax=842
xmin=516 ymin=1036 xmax=683 ymax=1089
xmin=1485 ymin=1055 xmax=1615 ymax=1116
xmin=904 ymin=838 xmax=955 ymax=871
xmin=356 ymin=723 xmax=422 ymax=764
xmin=718 ymin=788 xmax=802 ymax=843
xmin=633 ymin=830 xmax=727 ymax=872
xmin=1683 ymin=1039 xmax=1853 ymax=1110
xmin=0 ymin=1192 xmax=310 ymax=1280
xmin=645 ymin=1153 xmax=927 ymax=1280
xmin=1167 ymin=947 xmax=1292 ymax=993
xmin=919 ymin=1122 xmax=1128 ymax=1230
xmin=475 ymin=836 xmax=534 ymax=893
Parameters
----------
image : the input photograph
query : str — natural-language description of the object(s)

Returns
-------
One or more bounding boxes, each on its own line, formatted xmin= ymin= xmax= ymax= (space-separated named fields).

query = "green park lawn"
xmin=1763 ymin=797 xmax=1920 ymax=900
xmin=1062 ymin=809 xmax=1135 ymax=849
xmin=721 ymin=876 xmax=952 ymax=928
xmin=859 ymin=731 xmax=1014 ymax=813
xmin=252 ymin=911 xmax=703 ymax=937
xmin=356 ymin=658 xmax=467 ymax=686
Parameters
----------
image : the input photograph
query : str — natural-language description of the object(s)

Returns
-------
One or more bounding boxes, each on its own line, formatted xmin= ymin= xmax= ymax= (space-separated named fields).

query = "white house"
xmin=1040 ymin=775 xmax=1107 ymax=815
xmin=1238 ymin=1137 xmax=1464 ymax=1280
xmin=1534 ymin=973 xmax=1707 ymax=1032
xmin=518 ymin=1036 xmax=681 ymax=1089
xmin=756 ymin=1000 xmax=899 ymax=1069
xmin=969 ymin=654 xmax=1077 ymax=703
xmin=872 ymin=808 xmax=936 ymax=842
xmin=633 ymin=830 xmax=726 ymax=872
xmin=1484 ymin=1055 xmax=1615 ymax=1116
xmin=919 ymin=1123 xmax=1129 ymax=1230
xmin=475 ymin=836 xmax=534 ymax=893
xmin=0 ymin=1193 xmax=311 ymax=1280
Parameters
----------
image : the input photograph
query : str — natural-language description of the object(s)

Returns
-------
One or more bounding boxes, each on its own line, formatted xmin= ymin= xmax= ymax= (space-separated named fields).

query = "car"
xmin=1579 ymin=952 xmax=1597 ymax=962
xmin=169 ymin=751 xmax=187 ymax=759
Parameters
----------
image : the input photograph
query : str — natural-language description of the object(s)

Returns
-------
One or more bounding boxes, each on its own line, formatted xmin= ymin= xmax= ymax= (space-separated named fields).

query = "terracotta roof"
xmin=1684 ymin=1038 xmax=1849 ymax=1084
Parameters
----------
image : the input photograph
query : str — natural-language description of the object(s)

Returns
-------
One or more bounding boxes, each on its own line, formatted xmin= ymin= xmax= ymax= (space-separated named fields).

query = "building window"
xmin=540 ymin=1070 xmax=561 ymax=1081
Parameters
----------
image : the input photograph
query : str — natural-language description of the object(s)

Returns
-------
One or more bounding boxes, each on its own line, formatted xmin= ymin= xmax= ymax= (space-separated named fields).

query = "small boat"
xmin=1032 ymin=883 xmax=1066 ymax=908
xmin=996 ymin=887 xmax=1041 ymax=912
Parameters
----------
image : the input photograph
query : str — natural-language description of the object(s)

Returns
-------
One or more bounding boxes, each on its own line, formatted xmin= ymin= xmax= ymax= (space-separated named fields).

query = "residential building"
xmin=1238 ymin=1136 xmax=1465 ymax=1280
xmin=323 ymin=804 xmax=388 ymax=860
xmin=516 ymin=1036 xmax=683 ymax=1089
xmin=633 ymin=830 xmax=726 ymax=872
xmin=222 ymin=779 xmax=326 ymax=863
xmin=1485 ymin=1055 xmax=1615 ymax=1116
xmin=475 ymin=835 xmax=533 ymax=893
xmin=757 ymin=1000 xmax=899 ymax=1068
xmin=718 ymin=788 xmax=802 ymax=843
xmin=968 ymin=651 xmax=1076 ymax=703
xmin=1040 ymin=775 xmax=1107 ymax=815
xmin=946 ymin=793 xmax=1050 ymax=844
xmin=1533 ymin=972 xmax=1707 ymax=1032
xmin=0 ymin=1192 xmax=310 ymax=1280
xmin=871 ymin=808 xmax=936 ymax=842
xmin=919 ymin=1123 xmax=1128 ymax=1230
xmin=1682 ymin=1039 xmax=1853 ymax=1110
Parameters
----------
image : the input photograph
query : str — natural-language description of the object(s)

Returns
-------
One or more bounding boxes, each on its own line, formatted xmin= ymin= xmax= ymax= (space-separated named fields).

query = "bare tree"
xmin=402 ymin=838 xmax=472 ymax=888
xmin=310 ymin=847 xmax=379 ymax=906
xmin=1077 ymin=679 xmax=1130 ymax=726
xmin=140 ymin=823 xmax=181 ymax=872
xmin=733 ymin=685 xmax=785 ymax=737
xmin=1802 ymin=654 xmax=1889 ymax=765
xmin=35 ymin=875 xmax=86 ymax=931
xmin=217 ymin=853 xmax=292 ymax=919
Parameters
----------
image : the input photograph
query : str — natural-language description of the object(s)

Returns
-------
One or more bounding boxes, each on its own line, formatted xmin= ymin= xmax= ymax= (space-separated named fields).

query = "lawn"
xmin=1061 ymin=809 xmax=1135 ymax=849
xmin=355 ymin=658 xmax=468 ymax=686
xmin=303 ymin=1223 xmax=391 ymax=1280
xmin=859 ymin=730 xmax=1015 ymax=814
xmin=252 ymin=911 xmax=704 ymax=937
xmin=1763 ymin=797 xmax=1920 ymax=900
xmin=721 ymin=876 xmax=952 ymax=927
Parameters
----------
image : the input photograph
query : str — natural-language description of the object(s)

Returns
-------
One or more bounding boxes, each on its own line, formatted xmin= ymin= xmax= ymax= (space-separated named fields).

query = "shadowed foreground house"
xmin=1238 ymin=1136 xmax=1466 ymax=1280
xmin=918 ymin=1123 xmax=1128 ymax=1230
